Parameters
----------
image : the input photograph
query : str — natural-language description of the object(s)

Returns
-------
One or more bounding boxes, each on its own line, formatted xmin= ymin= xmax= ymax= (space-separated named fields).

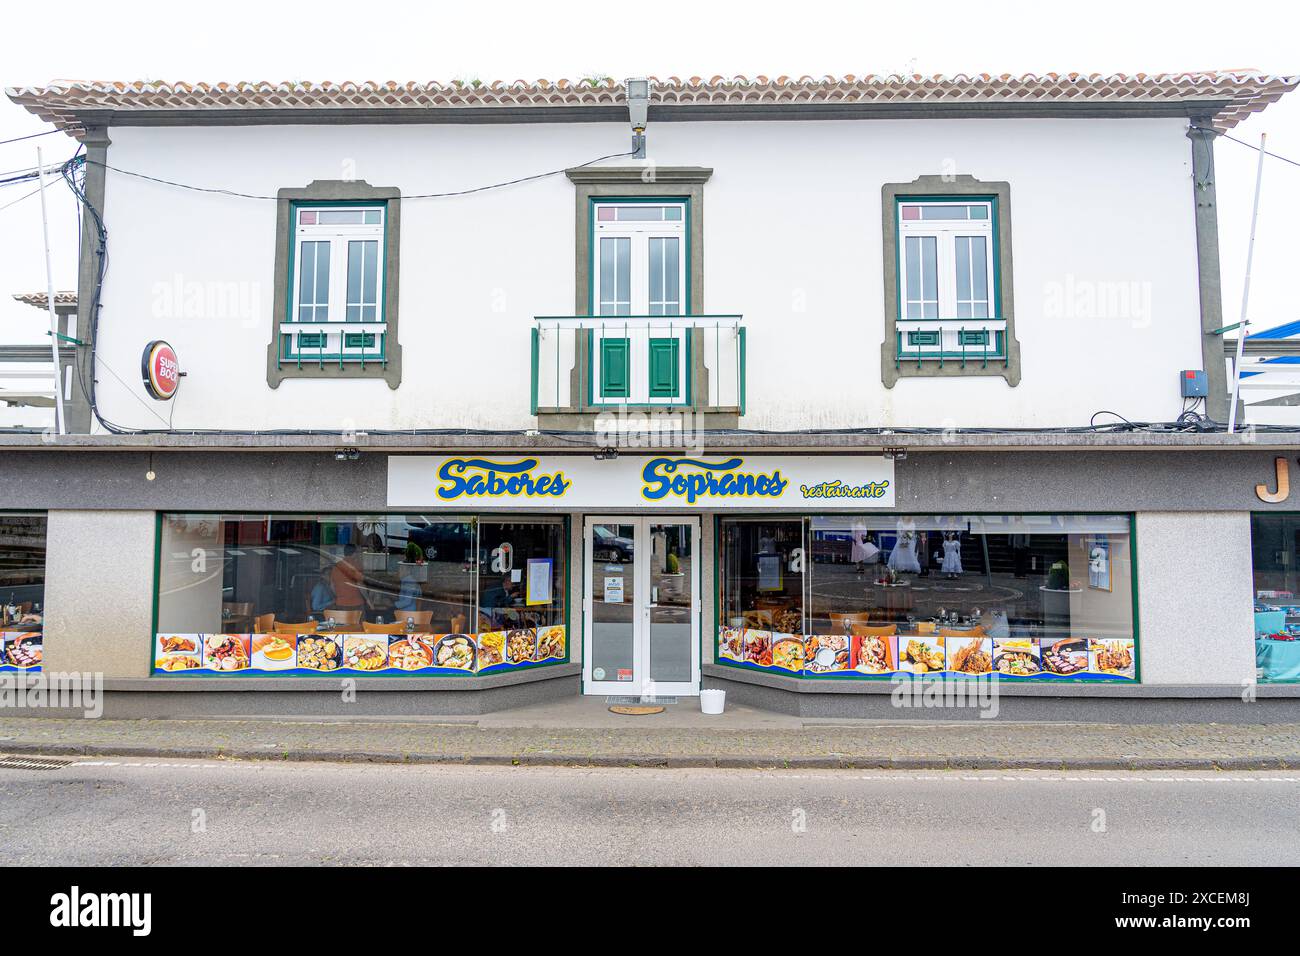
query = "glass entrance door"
xmin=583 ymin=516 xmax=700 ymax=697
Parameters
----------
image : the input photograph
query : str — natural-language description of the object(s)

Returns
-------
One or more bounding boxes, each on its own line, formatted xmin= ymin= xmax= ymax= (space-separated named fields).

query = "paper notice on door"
xmin=526 ymin=558 xmax=552 ymax=606
xmin=604 ymin=576 xmax=624 ymax=603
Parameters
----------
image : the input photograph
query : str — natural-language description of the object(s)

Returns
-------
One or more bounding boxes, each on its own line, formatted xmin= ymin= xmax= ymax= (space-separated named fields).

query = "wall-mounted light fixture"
xmin=883 ymin=446 xmax=907 ymax=462
xmin=334 ymin=447 xmax=360 ymax=462
xmin=626 ymin=77 xmax=649 ymax=159
xmin=594 ymin=447 xmax=619 ymax=461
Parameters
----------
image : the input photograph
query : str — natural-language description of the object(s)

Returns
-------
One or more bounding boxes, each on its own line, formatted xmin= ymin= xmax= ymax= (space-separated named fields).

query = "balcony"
xmin=895 ymin=317 xmax=1009 ymax=369
xmin=531 ymin=315 xmax=745 ymax=426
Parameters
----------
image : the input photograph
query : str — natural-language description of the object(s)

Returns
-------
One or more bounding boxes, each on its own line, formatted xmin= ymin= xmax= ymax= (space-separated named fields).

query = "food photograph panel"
xmin=0 ymin=631 xmax=43 ymax=672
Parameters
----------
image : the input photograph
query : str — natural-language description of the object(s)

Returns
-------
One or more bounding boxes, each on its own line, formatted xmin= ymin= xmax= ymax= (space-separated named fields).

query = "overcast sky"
xmin=1 ymin=0 xmax=1296 ymax=425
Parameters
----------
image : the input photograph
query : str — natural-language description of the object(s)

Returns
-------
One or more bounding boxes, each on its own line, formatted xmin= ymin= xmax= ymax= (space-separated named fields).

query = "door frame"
xmin=582 ymin=515 xmax=701 ymax=697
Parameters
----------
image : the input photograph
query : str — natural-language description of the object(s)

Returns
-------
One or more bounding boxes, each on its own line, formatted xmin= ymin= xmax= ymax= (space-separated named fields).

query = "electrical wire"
xmin=1192 ymin=125 xmax=1300 ymax=169
xmin=84 ymin=149 xmax=637 ymax=203
xmin=0 ymin=128 xmax=62 ymax=147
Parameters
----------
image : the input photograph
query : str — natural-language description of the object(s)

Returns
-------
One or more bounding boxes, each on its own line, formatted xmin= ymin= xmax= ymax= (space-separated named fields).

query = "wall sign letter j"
xmin=1257 ymin=457 xmax=1291 ymax=503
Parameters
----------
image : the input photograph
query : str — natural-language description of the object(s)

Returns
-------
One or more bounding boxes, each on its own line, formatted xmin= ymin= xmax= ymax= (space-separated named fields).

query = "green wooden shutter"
xmin=647 ymin=337 xmax=680 ymax=398
xmin=600 ymin=337 xmax=630 ymax=398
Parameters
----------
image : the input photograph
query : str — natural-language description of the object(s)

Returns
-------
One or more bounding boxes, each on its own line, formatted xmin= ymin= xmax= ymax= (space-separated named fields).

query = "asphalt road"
xmin=0 ymin=757 xmax=1295 ymax=865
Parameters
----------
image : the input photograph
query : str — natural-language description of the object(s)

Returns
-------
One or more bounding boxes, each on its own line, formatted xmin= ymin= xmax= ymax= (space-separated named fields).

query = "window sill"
xmin=267 ymin=339 xmax=402 ymax=389
xmin=880 ymin=338 xmax=1021 ymax=387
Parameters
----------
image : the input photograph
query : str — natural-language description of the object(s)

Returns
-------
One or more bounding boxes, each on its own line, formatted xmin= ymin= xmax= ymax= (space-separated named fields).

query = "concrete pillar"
xmin=43 ymin=509 xmax=155 ymax=678
xmin=1135 ymin=511 xmax=1254 ymax=685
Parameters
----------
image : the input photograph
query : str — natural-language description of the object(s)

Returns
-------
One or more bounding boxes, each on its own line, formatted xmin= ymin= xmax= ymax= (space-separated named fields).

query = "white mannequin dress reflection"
xmin=941 ymin=533 xmax=963 ymax=578
xmin=887 ymin=518 xmax=921 ymax=573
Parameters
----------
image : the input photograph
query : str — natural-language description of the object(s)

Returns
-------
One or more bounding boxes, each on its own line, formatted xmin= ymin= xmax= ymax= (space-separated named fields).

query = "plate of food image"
xmin=154 ymin=655 xmax=202 ymax=672
xmin=851 ymin=633 xmax=895 ymax=674
xmin=949 ymin=637 xmax=993 ymax=675
xmin=744 ymin=629 xmax=774 ymax=668
xmin=203 ymin=634 xmax=249 ymax=671
xmin=804 ymin=634 xmax=849 ymax=674
xmin=1041 ymin=638 xmax=1089 ymax=676
xmin=251 ymin=634 xmax=297 ymax=670
xmin=993 ymin=639 xmax=1041 ymax=677
xmin=771 ymin=607 xmax=803 ymax=637
xmin=476 ymin=631 xmax=506 ymax=669
xmin=505 ymin=629 xmax=537 ymax=665
xmin=1090 ymin=639 xmax=1136 ymax=678
xmin=387 ymin=636 xmax=434 ymax=671
xmin=771 ymin=636 xmax=806 ymax=673
xmin=718 ymin=627 xmax=744 ymax=662
xmin=342 ymin=635 xmax=388 ymax=671
xmin=157 ymin=634 xmax=199 ymax=655
xmin=898 ymin=637 xmax=946 ymax=674
xmin=534 ymin=626 xmax=565 ymax=662
xmin=434 ymin=634 xmax=476 ymax=671
xmin=296 ymin=635 xmax=342 ymax=671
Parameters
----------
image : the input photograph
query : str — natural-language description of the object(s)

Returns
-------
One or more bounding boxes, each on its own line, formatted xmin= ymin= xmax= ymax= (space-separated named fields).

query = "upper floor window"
xmin=268 ymin=182 xmax=402 ymax=389
xmin=593 ymin=201 xmax=686 ymax=317
xmin=880 ymin=176 xmax=1019 ymax=387
xmin=898 ymin=200 xmax=996 ymax=321
xmin=292 ymin=204 xmax=385 ymax=327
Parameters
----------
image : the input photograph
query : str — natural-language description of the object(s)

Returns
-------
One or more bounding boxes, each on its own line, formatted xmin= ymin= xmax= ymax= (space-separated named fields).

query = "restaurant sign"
xmin=387 ymin=455 xmax=895 ymax=509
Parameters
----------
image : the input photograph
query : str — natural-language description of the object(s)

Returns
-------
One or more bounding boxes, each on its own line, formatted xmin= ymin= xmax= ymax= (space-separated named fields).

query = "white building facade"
xmin=4 ymin=73 xmax=1300 ymax=718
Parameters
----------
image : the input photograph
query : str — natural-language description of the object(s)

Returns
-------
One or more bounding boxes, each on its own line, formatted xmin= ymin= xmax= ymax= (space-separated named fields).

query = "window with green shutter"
xmin=647 ymin=337 xmax=681 ymax=398
xmin=600 ymin=337 xmax=630 ymax=397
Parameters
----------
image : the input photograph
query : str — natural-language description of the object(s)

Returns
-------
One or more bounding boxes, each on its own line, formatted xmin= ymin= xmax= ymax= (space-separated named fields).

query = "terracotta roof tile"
xmin=7 ymin=72 xmax=1297 ymax=137
xmin=12 ymin=291 xmax=77 ymax=309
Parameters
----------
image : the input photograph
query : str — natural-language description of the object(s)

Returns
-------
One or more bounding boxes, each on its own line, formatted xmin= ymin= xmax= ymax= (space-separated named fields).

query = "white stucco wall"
xmin=1135 ymin=511 xmax=1256 ymax=685
xmin=91 ymin=116 xmax=1202 ymax=432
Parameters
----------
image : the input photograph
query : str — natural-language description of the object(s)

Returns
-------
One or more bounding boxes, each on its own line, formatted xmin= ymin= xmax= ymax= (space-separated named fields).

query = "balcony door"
xmin=590 ymin=200 xmax=689 ymax=405
xmin=583 ymin=516 xmax=700 ymax=697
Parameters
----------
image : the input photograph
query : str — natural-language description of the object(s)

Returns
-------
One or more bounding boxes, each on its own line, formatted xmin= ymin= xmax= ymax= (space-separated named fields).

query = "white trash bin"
xmin=699 ymin=688 xmax=726 ymax=716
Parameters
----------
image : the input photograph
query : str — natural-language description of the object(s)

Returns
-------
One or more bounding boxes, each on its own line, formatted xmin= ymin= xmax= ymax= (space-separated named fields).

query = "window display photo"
xmin=153 ymin=513 xmax=567 ymax=676
xmin=0 ymin=513 xmax=47 ymax=673
xmin=718 ymin=514 xmax=1137 ymax=682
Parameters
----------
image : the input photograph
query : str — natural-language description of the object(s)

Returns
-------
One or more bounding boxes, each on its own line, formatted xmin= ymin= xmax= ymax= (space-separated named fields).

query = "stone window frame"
xmin=880 ymin=174 xmax=1021 ymax=387
xmin=542 ymin=166 xmax=737 ymax=427
xmin=267 ymin=180 xmax=402 ymax=389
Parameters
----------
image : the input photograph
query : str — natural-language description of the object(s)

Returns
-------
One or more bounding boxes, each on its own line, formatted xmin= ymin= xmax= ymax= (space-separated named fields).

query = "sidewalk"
xmin=3 ymin=698 xmax=1300 ymax=769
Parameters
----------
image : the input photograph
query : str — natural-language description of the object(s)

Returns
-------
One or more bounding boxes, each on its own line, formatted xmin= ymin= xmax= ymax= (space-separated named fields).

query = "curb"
xmin=3 ymin=741 xmax=1299 ymax=771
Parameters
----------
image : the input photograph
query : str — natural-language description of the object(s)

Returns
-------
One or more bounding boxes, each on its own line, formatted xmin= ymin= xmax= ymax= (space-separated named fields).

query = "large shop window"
xmin=1250 ymin=514 xmax=1300 ymax=683
xmin=0 ymin=513 xmax=46 ymax=673
xmin=154 ymin=514 xmax=566 ymax=676
xmin=719 ymin=515 xmax=1136 ymax=681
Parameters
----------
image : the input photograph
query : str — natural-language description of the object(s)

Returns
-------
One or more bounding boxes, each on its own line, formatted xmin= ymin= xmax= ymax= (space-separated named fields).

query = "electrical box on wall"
xmin=1180 ymin=369 xmax=1208 ymax=397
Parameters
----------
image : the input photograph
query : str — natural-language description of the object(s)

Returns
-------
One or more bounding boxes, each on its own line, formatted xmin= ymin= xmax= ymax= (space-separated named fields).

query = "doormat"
xmin=609 ymin=705 xmax=666 ymax=716
xmin=604 ymin=696 xmax=678 ymax=705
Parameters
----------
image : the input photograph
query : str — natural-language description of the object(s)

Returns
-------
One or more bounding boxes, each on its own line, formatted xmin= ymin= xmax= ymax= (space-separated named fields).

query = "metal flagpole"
xmin=36 ymin=145 xmax=67 ymax=435
xmin=1228 ymin=132 xmax=1267 ymax=434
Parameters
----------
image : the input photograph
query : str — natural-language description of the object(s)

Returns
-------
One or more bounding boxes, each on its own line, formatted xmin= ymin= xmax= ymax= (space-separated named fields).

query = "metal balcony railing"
xmin=531 ymin=315 xmax=745 ymax=415
xmin=895 ymin=317 xmax=1008 ymax=369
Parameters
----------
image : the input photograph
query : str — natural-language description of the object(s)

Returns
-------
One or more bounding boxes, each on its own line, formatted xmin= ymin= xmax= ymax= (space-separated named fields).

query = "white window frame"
xmin=897 ymin=200 xmax=996 ymax=322
xmin=285 ymin=204 xmax=387 ymax=360
xmin=590 ymin=201 xmax=689 ymax=405
xmin=896 ymin=198 xmax=1003 ymax=360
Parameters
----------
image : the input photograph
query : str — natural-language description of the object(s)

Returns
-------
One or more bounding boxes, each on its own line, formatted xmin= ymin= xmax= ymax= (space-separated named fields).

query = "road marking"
xmin=48 ymin=759 xmax=1300 ymax=784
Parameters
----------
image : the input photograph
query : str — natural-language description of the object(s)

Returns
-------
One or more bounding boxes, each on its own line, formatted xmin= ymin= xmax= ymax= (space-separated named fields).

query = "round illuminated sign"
xmin=141 ymin=340 xmax=180 ymax=401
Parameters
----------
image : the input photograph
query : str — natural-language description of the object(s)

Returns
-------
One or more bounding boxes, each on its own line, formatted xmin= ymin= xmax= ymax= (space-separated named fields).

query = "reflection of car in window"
xmin=593 ymin=526 xmax=634 ymax=563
